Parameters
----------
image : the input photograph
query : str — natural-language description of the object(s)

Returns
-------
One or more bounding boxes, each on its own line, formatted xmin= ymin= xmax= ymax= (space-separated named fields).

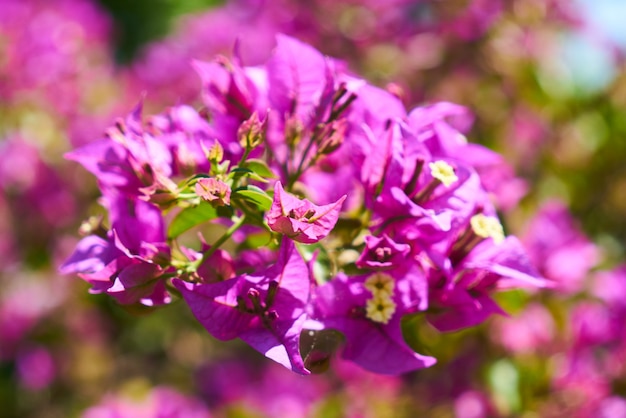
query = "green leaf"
xmin=246 ymin=158 xmax=276 ymax=178
xmin=168 ymin=201 xmax=218 ymax=239
xmin=247 ymin=172 xmax=269 ymax=183
xmin=241 ymin=230 xmax=272 ymax=249
xmin=230 ymin=167 xmax=268 ymax=183
xmin=400 ymin=313 xmax=438 ymax=357
xmin=231 ymin=167 xmax=253 ymax=175
xmin=185 ymin=173 xmax=211 ymax=182
xmin=232 ymin=185 xmax=273 ymax=211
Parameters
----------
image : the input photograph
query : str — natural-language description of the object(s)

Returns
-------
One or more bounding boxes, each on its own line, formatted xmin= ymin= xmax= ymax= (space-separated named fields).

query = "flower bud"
xmin=204 ymin=141 xmax=224 ymax=164
xmin=195 ymin=177 xmax=231 ymax=206
xmin=238 ymin=112 xmax=266 ymax=149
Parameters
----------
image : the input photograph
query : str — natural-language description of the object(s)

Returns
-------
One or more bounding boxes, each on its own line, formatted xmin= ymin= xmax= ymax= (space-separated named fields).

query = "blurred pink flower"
xmin=454 ymin=390 xmax=494 ymax=418
xmin=521 ymin=200 xmax=600 ymax=294
xmin=82 ymin=386 xmax=211 ymax=418
xmin=16 ymin=346 xmax=56 ymax=390
xmin=492 ymin=303 xmax=555 ymax=354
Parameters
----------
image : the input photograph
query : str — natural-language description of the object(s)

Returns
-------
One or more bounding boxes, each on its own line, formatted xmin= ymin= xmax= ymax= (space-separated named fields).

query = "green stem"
xmin=189 ymin=215 xmax=247 ymax=271
xmin=231 ymin=147 xmax=253 ymax=189
xmin=236 ymin=145 xmax=252 ymax=169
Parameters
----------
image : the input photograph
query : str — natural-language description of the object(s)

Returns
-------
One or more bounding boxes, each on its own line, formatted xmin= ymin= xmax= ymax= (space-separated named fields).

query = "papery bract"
xmin=174 ymin=239 xmax=312 ymax=374
xmin=427 ymin=237 xmax=548 ymax=332
xmin=266 ymin=181 xmax=346 ymax=244
xmin=355 ymin=234 xmax=411 ymax=270
xmin=60 ymin=189 xmax=171 ymax=306
xmin=65 ymin=102 xmax=172 ymax=196
xmin=309 ymin=269 xmax=435 ymax=375
xmin=266 ymin=34 xmax=329 ymax=125
xmin=196 ymin=178 xmax=231 ymax=206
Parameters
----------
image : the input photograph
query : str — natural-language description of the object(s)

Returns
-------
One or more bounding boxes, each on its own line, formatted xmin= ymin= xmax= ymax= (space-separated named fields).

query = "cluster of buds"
xmin=61 ymin=35 xmax=549 ymax=375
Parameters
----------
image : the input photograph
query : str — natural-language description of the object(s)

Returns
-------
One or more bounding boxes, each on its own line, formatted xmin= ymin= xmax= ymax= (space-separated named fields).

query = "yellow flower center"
xmin=365 ymin=295 xmax=397 ymax=324
xmin=364 ymin=272 xmax=397 ymax=324
xmin=364 ymin=272 xmax=395 ymax=297
xmin=429 ymin=160 xmax=458 ymax=187
xmin=470 ymin=213 xmax=505 ymax=244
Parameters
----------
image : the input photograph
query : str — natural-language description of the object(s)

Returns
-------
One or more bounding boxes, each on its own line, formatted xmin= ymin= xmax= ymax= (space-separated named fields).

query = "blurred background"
xmin=2 ymin=0 xmax=626 ymax=416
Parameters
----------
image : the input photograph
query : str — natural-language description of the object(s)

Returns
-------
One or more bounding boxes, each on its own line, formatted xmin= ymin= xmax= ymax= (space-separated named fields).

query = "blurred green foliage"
xmin=96 ymin=0 xmax=222 ymax=62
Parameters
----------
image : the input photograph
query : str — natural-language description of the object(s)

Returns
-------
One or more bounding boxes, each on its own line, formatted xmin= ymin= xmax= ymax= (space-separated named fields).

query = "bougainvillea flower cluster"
xmin=62 ymin=34 xmax=549 ymax=375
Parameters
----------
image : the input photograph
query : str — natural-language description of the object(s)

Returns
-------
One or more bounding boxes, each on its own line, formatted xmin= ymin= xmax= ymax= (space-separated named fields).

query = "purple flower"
xmin=427 ymin=236 xmax=548 ymax=332
xmin=266 ymin=181 xmax=346 ymax=244
xmin=148 ymin=105 xmax=218 ymax=175
xmin=60 ymin=190 xmax=171 ymax=306
xmin=194 ymin=55 xmax=258 ymax=120
xmin=355 ymin=234 xmax=411 ymax=270
xmin=309 ymin=269 xmax=435 ymax=375
xmin=174 ymin=239 xmax=312 ymax=374
xmin=262 ymin=34 xmax=361 ymax=177
xmin=521 ymin=200 xmax=600 ymax=293
xmin=407 ymin=102 xmax=526 ymax=210
xmin=193 ymin=56 xmax=265 ymax=157
xmin=266 ymin=34 xmax=329 ymax=125
xmin=454 ymin=144 xmax=528 ymax=211
xmin=180 ymin=245 xmax=236 ymax=284
xmin=372 ymin=161 xmax=486 ymax=252
xmin=65 ymin=102 xmax=173 ymax=196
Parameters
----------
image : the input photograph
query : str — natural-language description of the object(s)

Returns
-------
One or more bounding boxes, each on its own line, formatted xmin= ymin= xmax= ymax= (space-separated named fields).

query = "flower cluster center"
xmin=364 ymin=272 xmax=396 ymax=324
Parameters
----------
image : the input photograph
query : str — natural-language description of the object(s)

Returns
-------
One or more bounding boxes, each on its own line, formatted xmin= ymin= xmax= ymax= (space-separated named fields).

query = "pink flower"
xmin=174 ymin=239 xmax=312 ymax=374
xmin=266 ymin=182 xmax=346 ymax=244
xmin=355 ymin=234 xmax=411 ymax=270
xmin=309 ymin=268 xmax=435 ymax=375
xmin=492 ymin=303 xmax=555 ymax=354
xmin=195 ymin=178 xmax=231 ymax=206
